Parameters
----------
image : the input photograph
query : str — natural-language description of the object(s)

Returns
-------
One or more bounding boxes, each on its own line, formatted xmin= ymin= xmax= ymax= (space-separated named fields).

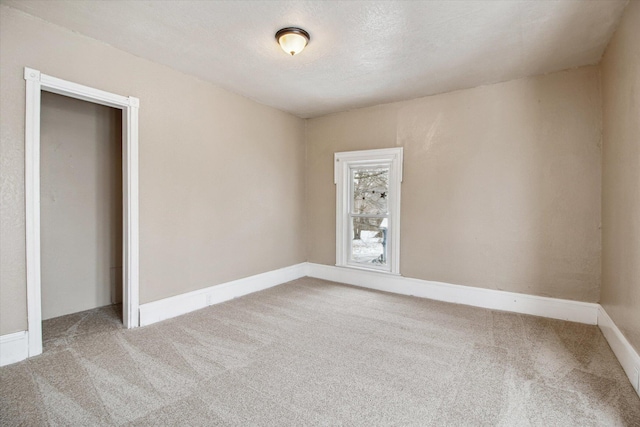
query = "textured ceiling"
xmin=3 ymin=0 xmax=628 ymax=118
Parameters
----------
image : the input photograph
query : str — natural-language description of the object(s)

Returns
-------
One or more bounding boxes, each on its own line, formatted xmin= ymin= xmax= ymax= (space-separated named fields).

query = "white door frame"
xmin=24 ymin=67 xmax=140 ymax=358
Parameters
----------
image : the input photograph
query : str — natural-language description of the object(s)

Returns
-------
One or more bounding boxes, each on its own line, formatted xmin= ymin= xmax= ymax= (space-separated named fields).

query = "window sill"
xmin=335 ymin=264 xmax=401 ymax=276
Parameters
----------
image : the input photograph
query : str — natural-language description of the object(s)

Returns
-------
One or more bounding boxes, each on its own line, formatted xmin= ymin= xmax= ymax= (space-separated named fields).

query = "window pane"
xmin=351 ymin=217 xmax=388 ymax=266
xmin=352 ymin=167 xmax=389 ymax=215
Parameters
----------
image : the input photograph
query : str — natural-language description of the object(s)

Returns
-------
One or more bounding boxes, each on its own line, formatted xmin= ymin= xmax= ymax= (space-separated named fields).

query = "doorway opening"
xmin=24 ymin=67 xmax=140 ymax=358
xmin=40 ymin=92 xmax=124 ymax=350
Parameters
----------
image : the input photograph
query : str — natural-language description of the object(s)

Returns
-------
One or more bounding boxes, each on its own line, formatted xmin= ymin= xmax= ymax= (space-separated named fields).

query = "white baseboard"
xmin=139 ymin=263 xmax=307 ymax=326
xmin=306 ymin=264 xmax=640 ymax=396
xmin=0 ymin=331 xmax=29 ymax=367
xmin=597 ymin=306 xmax=640 ymax=398
xmin=6 ymin=261 xmax=638 ymax=399
xmin=305 ymin=263 xmax=599 ymax=325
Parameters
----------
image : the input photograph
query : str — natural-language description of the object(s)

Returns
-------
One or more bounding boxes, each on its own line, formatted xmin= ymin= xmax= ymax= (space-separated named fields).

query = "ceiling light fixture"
xmin=275 ymin=27 xmax=310 ymax=56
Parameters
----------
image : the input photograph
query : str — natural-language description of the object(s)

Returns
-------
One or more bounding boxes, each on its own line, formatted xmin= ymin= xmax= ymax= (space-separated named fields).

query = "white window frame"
xmin=334 ymin=147 xmax=403 ymax=274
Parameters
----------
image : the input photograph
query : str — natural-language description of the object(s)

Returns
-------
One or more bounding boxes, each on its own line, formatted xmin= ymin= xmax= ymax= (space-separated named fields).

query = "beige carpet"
xmin=1 ymin=277 xmax=639 ymax=426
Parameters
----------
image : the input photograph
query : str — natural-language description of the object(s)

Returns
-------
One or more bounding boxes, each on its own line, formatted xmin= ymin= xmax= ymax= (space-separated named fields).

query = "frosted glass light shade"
xmin=275 ymin=27 xmax=310 ymax=56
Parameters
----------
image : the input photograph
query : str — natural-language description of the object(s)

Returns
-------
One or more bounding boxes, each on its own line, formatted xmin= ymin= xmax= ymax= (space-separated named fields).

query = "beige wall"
xmin=0 ymin=6 xmax=306 ymax=334
xmin=601 ymin=1 xmax=640 ymax=352
xmin=40 ymin=92 xmax=122 ymax=320
xmin=0 ymin=3 xmax=628 ymax=337
xmin=307 ymin=66 xmax=602 ymax=302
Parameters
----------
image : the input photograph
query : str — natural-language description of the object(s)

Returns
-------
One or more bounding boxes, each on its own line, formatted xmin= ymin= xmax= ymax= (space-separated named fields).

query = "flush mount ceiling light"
xmin=275 ymin=27 xmax=310 ymax=56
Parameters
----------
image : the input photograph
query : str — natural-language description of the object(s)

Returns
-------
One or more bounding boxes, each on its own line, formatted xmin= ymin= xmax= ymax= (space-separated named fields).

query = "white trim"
xmin=333 ymin=148 xmax=404 ymax=184
xmin=306 ymin=263 xmax=599 ymax=325
xmin=0 ymin=331 xmax=29 ymax=367
xmin=335 ymin=148 xmax=403 ymax=275
xmin=24 ymin=69 xmax=43 ymax=357
xmin=39 ymin=73 xmax=133 ymax=109
xmin=11 ymin=257 xmax=640 ymax=397
xmin=122 ymin=96 xmax=140 ymax=329
xmin=139 ymin=263 xmax=307 ymax=327
xmin=307 ymin=263 xmax=639 ymax=396
xmin=597 ymin=306 xmax=640 ymax=397
xmin=24 ymin=67 xmax=140 ymax=359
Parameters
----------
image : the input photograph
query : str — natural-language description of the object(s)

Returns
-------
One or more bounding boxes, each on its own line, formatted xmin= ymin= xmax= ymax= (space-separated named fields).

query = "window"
xmin=335 ymin=148 xmax=402 ymax=274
